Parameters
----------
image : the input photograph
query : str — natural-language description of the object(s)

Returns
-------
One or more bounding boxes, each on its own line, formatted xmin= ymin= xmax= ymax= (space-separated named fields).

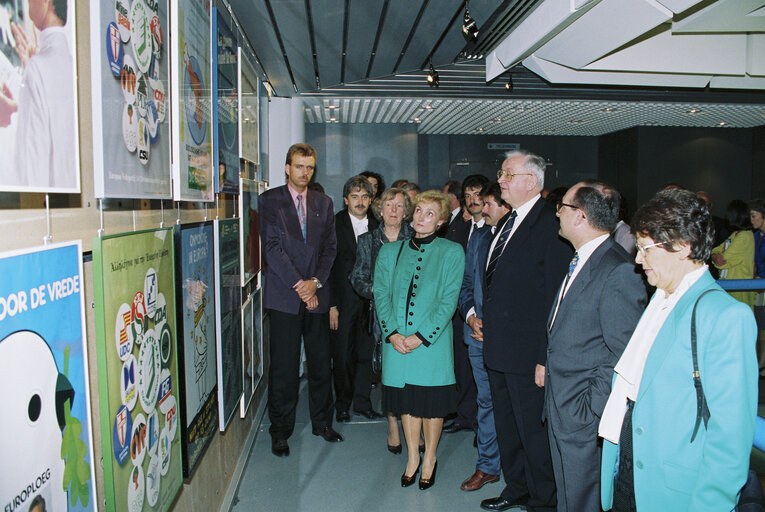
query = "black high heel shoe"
xmin=418 ymin=461 xmax=438 ymax=490
xmin=387 ymin=443 xmax=402 ymax=454
xmin=418 ymin=443 xmax=425 ymax=454
xmin=401 ymin=461 xmax=421 ymax=487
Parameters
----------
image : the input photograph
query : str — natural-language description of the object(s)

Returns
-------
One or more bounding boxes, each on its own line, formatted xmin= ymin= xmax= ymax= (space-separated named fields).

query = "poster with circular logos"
xmin=93 ymin=228 xmax=181 ymax=512
xmin=91 ymin=0 xmax=171 ymax=199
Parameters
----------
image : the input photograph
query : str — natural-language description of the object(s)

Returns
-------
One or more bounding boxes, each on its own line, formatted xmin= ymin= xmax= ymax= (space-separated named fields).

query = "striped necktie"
xmin=297 ymin=194 xmax=306 ymax=242
xmin=550 ymin=252 xmax=579 ymax=330
xmin=485 ymin=211 xmax=517 ymax=287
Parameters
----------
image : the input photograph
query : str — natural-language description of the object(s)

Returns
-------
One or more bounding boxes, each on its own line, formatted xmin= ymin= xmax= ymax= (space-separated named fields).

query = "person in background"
xmin=360 ymin=170 xmax=385 ymax=200
xmin=749 ymin=199 xmax=765 ymax=372
xmin=612 ymin=192 xmax=637 ymax=257
xmin=374 ymin=190 xmax=465 ymax=491
xmin=349 ymin=188 xmax=416 ymax=453
xmin=402 ymin=182 xmax=421 ymax=203
xmin=329 ymin=176 xmax=380 ymax=422
xmin=391 ymin=179 xmax=409 ymax=189
xmin=711 ymin=199 xmax=755 ymax=310
xmin=599 ymin=188 xmax=757 ymax=512
xmin=457 ymin=183 xmax=511 ymax=492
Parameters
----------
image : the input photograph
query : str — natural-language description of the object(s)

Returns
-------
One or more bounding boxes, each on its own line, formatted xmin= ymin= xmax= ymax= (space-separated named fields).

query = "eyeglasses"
xmin=497 ymin=170 xmax=533 ymax=180
xmin=555 ymin=201 xmax=579 ymax=213
xmin=635 ymin=241 xmax=666 ymax=257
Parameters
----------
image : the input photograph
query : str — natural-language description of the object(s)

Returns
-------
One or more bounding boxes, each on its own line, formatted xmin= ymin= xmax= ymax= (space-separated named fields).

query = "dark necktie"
xmin=485 ymin=211 xmax=517 ymax=287
xmin=297 ymin=194 xmax=306 ymax=242
xmin=549 ymin=252 xmax=579 ymax=329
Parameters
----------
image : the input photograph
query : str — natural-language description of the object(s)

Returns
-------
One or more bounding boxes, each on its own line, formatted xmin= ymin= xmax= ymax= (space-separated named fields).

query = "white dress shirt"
xmin=348 ymin=211 xmax=369 ymax=241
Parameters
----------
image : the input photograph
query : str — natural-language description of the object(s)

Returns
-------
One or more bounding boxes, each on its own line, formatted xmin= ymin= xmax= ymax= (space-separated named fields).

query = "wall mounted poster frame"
xmin=240 ymin=294 xmax=253 ymax=418
xmin=212 ymin=8 xmax=240 ymax=194
xmin=238 ymin=47 xmax=259 ymax=168
xmin=214 ymin=218 xmax=242 ymax=430
xmin=174 ymin=221 xmax=218 ymax=479
xmin=239 ymin=178 xmax=259 ymax=287
xmin=90 ymin=0 xmax=172 ymax=199
xmin=0 ymin=242 xmax=96 ymax=512
xmin=92 ymin=228 xmax=182 ymax=512
xmin=0 ymin=2 xmax=80 ymax=193
xmin=259 ymin=81 xmax=270 ymax=183
xmin=171 ymin=0 xmax=213 ymax=201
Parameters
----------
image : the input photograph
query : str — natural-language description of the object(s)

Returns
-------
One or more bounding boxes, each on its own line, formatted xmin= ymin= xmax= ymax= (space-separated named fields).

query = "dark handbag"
xmin=690 ymin=290 xmax=765 ymax=511
xmin=369 ymin=301 xmax=383 ymax=374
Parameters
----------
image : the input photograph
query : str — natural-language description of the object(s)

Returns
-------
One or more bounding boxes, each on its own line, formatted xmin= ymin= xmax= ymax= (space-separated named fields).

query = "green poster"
xmin=93 ymin=228 xmax=182 ymax=512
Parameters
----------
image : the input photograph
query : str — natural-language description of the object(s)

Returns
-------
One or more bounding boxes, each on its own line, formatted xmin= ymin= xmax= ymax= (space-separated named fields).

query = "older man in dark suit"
xmin=259 ymin=143 xmax=341 ymax=457
xmin=545 ymin=181 xmax=646 ymax=511
xmin=329 ymin=175 xmax=379 ymax=422
xmin=480 ymin=151 xmax=572 ymax=512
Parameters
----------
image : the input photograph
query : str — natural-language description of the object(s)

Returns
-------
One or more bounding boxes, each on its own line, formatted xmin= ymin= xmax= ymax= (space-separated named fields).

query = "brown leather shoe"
xmin=460 ymin=470 xmax=500 ymax=491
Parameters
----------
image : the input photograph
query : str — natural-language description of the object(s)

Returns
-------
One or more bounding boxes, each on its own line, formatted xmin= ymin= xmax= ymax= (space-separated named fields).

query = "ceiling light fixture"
xmin=462 ymin=1 xmax=478 ymax=41
xmin=718 ymin=121 xmax=727 ymax=126
xmin=426 ymin=62 xmax=439 ymax=88
xmin=505 ymin=76 xmax=513 ymax=92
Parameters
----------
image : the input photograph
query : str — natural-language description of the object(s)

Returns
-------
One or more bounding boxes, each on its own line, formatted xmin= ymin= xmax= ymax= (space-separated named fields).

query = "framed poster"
xmin=174 ymin=222 xmax=218 ymax=479
xmin=0 ymin=242 xmax=96 ymax=511
xmin=171 ymin=0 xmax=213 ymax=201
xmin=239 ymin=178 xmax=259 ymax=287
xmin=0 ymin=2 xmax=80 ymax=192
xmin=90 ymin=0 xmax=171 ymax=199
xmin=92 ymin=228 xmax=182 ymax=512
xmin=238 ymin=47 xmax=259 ymax=167
xmin=252 ymin=289 xmax=264 ymax=394
xmin=212 ymin=8 xmax=239 ymax=194
xmin=259 ymin=81 xmax=270 ymax=183
xmin=239 ymin=295 xmax=253 ymax=418
xmin=213 ymin=218 xmax=242 ymax=430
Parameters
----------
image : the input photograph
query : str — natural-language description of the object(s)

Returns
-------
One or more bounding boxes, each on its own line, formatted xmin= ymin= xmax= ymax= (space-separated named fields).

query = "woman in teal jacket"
xmin=374 ymin=190 xmax=465 ymax=491
xmin=599 ymin=189 xmax=758 ymax=512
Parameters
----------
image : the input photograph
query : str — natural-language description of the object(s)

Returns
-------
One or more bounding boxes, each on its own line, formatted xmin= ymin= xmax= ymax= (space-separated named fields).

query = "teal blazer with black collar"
xmin=373 ymin=237 xmax=464 ymax=388
xmin=600 ymin=270 xmax=758 ymax=512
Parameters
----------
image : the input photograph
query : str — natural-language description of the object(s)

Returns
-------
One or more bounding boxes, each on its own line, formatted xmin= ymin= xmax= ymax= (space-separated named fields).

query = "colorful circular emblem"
xmin=159 ymin=426 xmax=171 ymax=476
xmin=132 ymin=291 xmax=147 ymax=340
xmin=150 ymin=14 xmax=163 ymax=56
xmin=146 ymin=455 xmax=160 ymax=507
xmin=130 ymin=412 xmax=147 ymax=467
xmin=143 ymin=268 xmax=158 ymax=317
xmin=115 ymin=302 xmax=134 ymax=361
xmin=147 ymin=409 xmax=160 ymax=458
xmin=130 ymin=0 xmax=153 ymax=73
xmin=138 ymin=328 xmax=161 ymax=414
xmin=115 ymin=0 xmax=131 ymax=42
xmin=120 ymin=54 xmax=139 ymax=105
xmin=162 ymin=394 xmax=178 ymax=440
xmin=183 ymin=54 xmax=207 ymax=146
xmin=150 ymin=78 xmax=166 ymax=123
xmin=122 ymin=102 xmax=138 ymax=152
xmin=137 ymin=117 xmax=150 ymax=165
xmin=113 ymin=404 xmax=132 ymax=465
xmin=159 ymin=323 xmax=172 ymax=366
xmin=146 ymin=100 xmax=159 ymax=142
xmin=127 ymin=464 xmax=145 ymax=512
xmin=120 ymin=354 xmax=138 ymax=410
xmin=106 ymin=22 xmax=124 ymax=77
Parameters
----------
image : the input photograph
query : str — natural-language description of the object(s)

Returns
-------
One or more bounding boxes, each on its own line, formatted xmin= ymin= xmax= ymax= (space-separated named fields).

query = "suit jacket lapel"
xmin=305 ymin=191 xmax=321 ymax=245
xmin=501 ymin=198 xmax=544 ymax=258
xmin=338 ymin=212 xmax=357 ymax=252
xmin=281 ymin=186 xmax=303 ymax=238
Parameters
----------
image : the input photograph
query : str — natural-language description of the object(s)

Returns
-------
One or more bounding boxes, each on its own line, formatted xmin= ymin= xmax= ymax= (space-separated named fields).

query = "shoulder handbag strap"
xmin=690 ymin=288 xmax=723 ymax=443
xmin=394 ymin=240 xmax=406 ymax=266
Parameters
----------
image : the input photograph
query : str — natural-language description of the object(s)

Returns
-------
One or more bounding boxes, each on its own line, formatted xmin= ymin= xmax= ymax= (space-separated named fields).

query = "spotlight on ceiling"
xmin=427 ymin=62 xmax=439 ymax=88
xmin=462 ymin=2 xmax=478 ymax=42
xmin=505 ymin=76 xmax=513 ymax=92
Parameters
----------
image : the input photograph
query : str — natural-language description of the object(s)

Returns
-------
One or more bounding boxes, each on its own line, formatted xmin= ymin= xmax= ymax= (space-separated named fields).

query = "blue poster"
xmin=175 ymin=222 xmax=218 ymax=478
xmin=212 ymin=8 xmax=240 ymax=194
xmin=0 ymin=242 xmax=96 ymax=512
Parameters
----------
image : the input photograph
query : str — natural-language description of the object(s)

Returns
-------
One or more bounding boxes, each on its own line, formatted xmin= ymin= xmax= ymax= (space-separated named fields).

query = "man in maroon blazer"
xmin=259 ymin=143 xmax=341 ymax=457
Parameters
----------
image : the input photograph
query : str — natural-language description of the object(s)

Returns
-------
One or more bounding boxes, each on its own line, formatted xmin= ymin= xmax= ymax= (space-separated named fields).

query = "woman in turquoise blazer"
xmin=374 ymin=190 xmax=465 ymax=491
xmin=599 ymin=189 xmax=758 ymax=512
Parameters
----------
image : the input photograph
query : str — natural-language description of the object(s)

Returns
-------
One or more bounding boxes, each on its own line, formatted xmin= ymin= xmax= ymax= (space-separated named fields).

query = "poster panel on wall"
xmin=239 ymin=295 xmax=253 ymax=418
xmin=171 ymin=0 xmax=213 ymax=201
xmin=174 ymin=221 xmax=218 ymax=479
xmin=92 ymin=228 xmax=182 ymax=512
xmin=238 ymin=47 xmax=259 ymax=168
xmin=239 ymin=178 xmax=259 ymax=287
xmin=0 ymin=2 xmax=80 ymax=193
xmin=252 ymin=289 xmax=263 ymax=394
xmin=0 ymin=242 xmax=96 ymax=512
xmin=259 ymin=81 xmax=270 ymax=183
xmin=214 ymin=218 xmax=242 ymax=430
xmin=212 ymin=8 xmax=239 ymax=194
xmin=90 ymin=0 xmax=172 ymax=199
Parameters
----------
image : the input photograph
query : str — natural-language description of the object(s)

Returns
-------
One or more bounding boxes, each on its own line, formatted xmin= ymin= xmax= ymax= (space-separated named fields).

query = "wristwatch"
xmin=312 ymin=277 xmax=322 ymax=289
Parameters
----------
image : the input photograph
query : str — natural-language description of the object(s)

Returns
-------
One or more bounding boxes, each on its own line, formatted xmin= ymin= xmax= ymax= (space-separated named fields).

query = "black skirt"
xmin=382 ymin=383 xmax=456 ymax=419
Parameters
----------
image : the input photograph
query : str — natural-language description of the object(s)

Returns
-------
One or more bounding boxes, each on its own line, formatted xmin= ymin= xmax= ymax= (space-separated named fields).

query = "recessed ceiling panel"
xmin=344 ymin=2 xmax=387 ymax=84
xmin=672 ymin=0 xmax=765 ymax=33
xmin=312 ymin=0 xmax=346 ymax=88
xmin=369 ymin=0 xmax=424 ymax=78
xmin=394 ymin=0 xmax=461 ymax=74
xmin=271 ymin=0 xmax=316 ymax=92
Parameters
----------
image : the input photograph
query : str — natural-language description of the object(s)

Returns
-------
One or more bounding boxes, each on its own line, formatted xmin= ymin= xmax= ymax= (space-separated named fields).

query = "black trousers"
xmin=267 ymin=306 xmax=333 ymax=440
xmin=351 ymin=304 xmax=375 ymax=411
xmin=453 ymin=314 xmax=478 ymax=429
xmin=329 ymin=296 xmax=374 ymax=412
xmin=487 ymin=367 xmax=556 ymax=512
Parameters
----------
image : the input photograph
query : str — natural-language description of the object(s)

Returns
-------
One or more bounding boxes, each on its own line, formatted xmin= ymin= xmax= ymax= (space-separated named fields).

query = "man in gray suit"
xmin=544 ymin=180 xmax=646 ymax=511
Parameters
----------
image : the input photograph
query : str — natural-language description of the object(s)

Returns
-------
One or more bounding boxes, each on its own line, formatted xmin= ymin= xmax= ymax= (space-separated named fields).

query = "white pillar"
xmin=267 ymin=97 xmax=305 ymax=187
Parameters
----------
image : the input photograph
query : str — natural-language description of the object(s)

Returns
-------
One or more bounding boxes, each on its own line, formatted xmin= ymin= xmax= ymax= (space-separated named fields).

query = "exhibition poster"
xmin=214 ymin=218 xmax=242 ymax=430
xmin=0 ymin=1 xmax=80 ymax=192
xmin=93 ymin=228 xmax=182 ymax=512
xmin=90 ymin=0 xmax=172 ymax=199
xmin=239 ymin=178 xmax=259 ymax=287
xmin=212 ymin=8 xmax=239 ymax=194
xmin=0 ymin=242 xmax=96 ymax=512
xmin=174 ymin=222 xmax=218 ymax=479
xmin=238 ymin=47 xmax=259 ymax=168
xmin=171 ymin=0 xmax=213 ymax=201
xmin=239 ymin=294 xmax=253 ymax=418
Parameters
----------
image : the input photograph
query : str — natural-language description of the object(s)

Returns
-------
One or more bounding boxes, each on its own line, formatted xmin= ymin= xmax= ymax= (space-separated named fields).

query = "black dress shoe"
xmin=353 ymin=409 xmax=383 ymax=420
xmin=387 ymin=443 xmax=402 ymax=454
xmin=271 ymin=438 xmax=290 ymax=457
xmin=480 ymin=495 xmax=529 ymax=511
xmin=401 ymin=461 xmax=421 ymax=487
xmin=418 ymin=460 xmax=438 ymax=490
xmin=442 ymin=421 xmax=470 ymax=434
xmin=336 ymin=410 xmax=351 ymax=422
xmin=419 ymin=443 xmax=425 ymax=454
xmin=312 ymin=426 xmax=344 ymax=442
